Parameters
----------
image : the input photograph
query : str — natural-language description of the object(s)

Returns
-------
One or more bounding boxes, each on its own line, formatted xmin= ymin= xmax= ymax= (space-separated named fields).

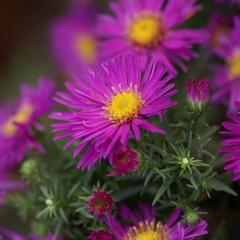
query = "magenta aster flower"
xmin=50 ymin=5 xmax=98 ymax=73
xmin=87 ymin=189 xmax=114 ymax=217
xmin=211 ymin=17 xmax=240 ymax=112
xmin=107 ymin=204 xmax=208 ymax=240
xmin=207 ymin=13 xmax=232 ymax=54
xmin=108 ymin=146 xmax=140 ymax=176
xmin=220 ymin=113 xmax=240 ymax=181
xmin=96 ymin=0 xmax=208 ymax=73
xmin=0 ymin=78 xmax=55 ymax=170
xmin=88 ymin=230 xmax=115 ymax=240
xmin=185 ymin=79 xmax=209 ymax=111
xmin=50 ymin=54 xmax=176 ymax=170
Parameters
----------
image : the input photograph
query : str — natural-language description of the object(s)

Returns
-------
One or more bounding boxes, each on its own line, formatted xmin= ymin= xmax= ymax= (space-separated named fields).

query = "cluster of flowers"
xmin=0 ymin=0 xmax=240 ymax=239
xmin=207 ymin=4 xmax=240 ymax=182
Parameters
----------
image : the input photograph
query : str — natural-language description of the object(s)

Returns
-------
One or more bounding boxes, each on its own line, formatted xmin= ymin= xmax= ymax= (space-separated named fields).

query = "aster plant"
xmin=96 ymin=0 xmax=208 ymax=72
xmin=1 ymin=0 xmax=240 ymax=240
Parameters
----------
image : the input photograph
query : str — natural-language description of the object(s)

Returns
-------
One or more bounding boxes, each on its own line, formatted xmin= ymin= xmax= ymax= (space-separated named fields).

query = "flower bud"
xmin=183 ymin=209 xmax=200 ymax=225
xmin=20 ymin=159 xmax=38 ymax=178
xmin=185 ymin=79 xmax=210 ymax=111
xmin=87 ymin=189 xmax=114 ymax=217
xmin=109 ymin=146 xmax=140 ymax=176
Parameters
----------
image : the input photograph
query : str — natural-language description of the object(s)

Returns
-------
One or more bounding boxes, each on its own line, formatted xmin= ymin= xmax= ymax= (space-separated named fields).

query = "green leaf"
xmin=116 ymin=186 xmax=143 ymax=201
xmin=144 ymin=170 xmax=154 ymax=187
xmin=208 ymin=178 xmax=237 ymax=196
xmin=153 ymin=180 xmax=172 ymax=205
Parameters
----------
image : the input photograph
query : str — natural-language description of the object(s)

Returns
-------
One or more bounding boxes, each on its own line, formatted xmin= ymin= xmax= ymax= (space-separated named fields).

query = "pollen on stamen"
xmin=127 ymin=13 xmax=165 ymax=48
xmin=228 ymin=49 xmax=240 ymax=79
xmin=2 ymin=103 xmax=33 ymax=137
xmin=74 ymin=33 xmax=96 ymax=63
xmin=126 ymin=220 xmax=169 ymax=240
xmin=104 ymin=88 xmax=143 ymax=124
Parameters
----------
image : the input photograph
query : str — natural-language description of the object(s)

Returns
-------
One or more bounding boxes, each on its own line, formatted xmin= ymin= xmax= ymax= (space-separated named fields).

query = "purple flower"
xmin=108 ymin=146 xmax=140 ymax=176
xmin=88 ymin=230 xmax=115 ymax=240
xmin=50 ymin=53 xmax=176 ymax=170
xmin=211 ymin=17 xmax=240 ymax=112
xmin=185 ymin=79 xmax=209 ymax=111
xmin=107 ymin=204 xmax=208 ymax=240
xmin=87 ymin=189 xmax=114 ymax=217
xmin=0 ymin=78 xmax=55 ymax=170
xmin=207 ymin=12 xmax=232 ymax=54
xmin=50 ymin=5 xmax=98 ymax=73
xmin=96 ymin=0 xmax=208 ymax=73
xmin=220 ymin=113 xmax=240 ymax=181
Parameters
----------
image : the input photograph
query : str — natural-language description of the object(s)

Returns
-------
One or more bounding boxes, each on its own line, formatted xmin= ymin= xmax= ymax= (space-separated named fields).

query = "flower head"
xmin=87 ymin=189 xmax=114 ymax=217
xmin=0 ymin=78 xmax=55 ymax=170
xmin=207 ymin=13 xmax=232 ymax=53
xmin=50 ymin=53 xmax=176 ymax=170
xmin=211 ymin=17 xmax=240 ymax=112
xmin=185 ymin=79 xmax=209 ymax=111
xmin=107 ymin=204 xmax=208 ymax=240
xmin=108 ymin=146 xmax=140 ymax=176
xmin=88 ymin=230 xmax=115 ymax=240
xmin=50 ymin=5 xmax=98 ymax=73
xmin=220 ymin=113 xmax=240 ymax=181
xmin=96 ymin=0 xmax=208 ymax=73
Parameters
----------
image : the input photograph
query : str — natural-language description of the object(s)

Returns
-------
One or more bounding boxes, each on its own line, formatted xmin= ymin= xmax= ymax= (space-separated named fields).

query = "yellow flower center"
xmin=125 ymin=220 xmax=169 ymax=240
xmin=105 ymin=87 xmax=143 ymax=123
xmin=228 ymin=49 xmax=240 ymax=79
xmin=2 ymin=103 xmax=33 ymax=137
xmin=75 ymin=33 xmax=96 ymax=63
xmin=127 ymin=14 xmax=165 ymax=48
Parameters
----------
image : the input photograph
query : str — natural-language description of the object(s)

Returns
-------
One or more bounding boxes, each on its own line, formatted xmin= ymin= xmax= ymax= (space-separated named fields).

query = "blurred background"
xmin=0 ymin=0 xmax=107 ymax=99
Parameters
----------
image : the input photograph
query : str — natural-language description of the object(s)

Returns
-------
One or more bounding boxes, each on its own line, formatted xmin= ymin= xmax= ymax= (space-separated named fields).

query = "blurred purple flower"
xmin=211 ymin=17 xmax=240 ymax=112
xmin=107 ymin=204 xmax=208 ymax=240
xmin=50 ymin=53 xmax=176 ymax=170
xmin=50 ymin=5 xmax=98 ymax=73
xmin=220 ymin=113 xmax=240 ymax=181
xmin=96 ymin=0 xmax=208 ymax=73
xmin=207 ymin=12 xmax=232 ymax=54
xmin=0 ymin=78 xmax=55 ymax=170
